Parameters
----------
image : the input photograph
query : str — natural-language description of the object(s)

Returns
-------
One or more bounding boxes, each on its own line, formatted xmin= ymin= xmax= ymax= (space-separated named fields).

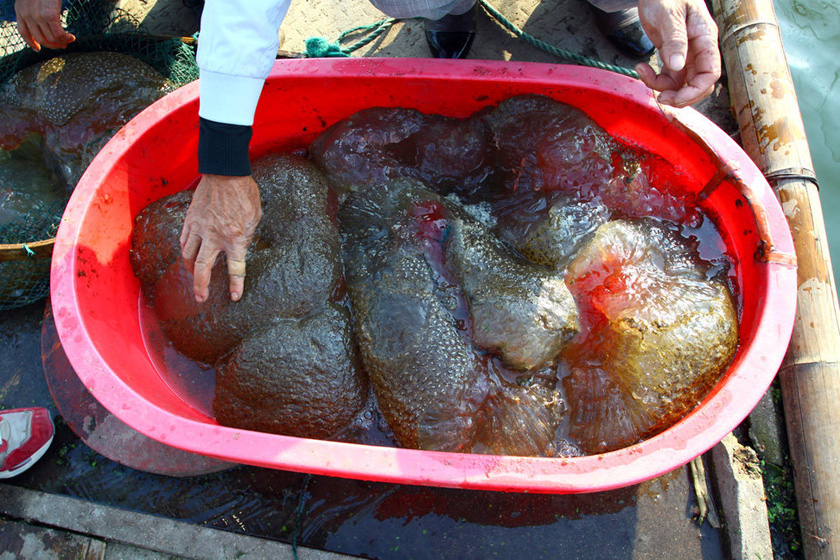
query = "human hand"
xmin=180 ymin=174 xmax=262 ymax=303
xmin=635 ymin=0 xmax=721 ymax=107
xmin=15 ymin=0 xmax=75 ymax=51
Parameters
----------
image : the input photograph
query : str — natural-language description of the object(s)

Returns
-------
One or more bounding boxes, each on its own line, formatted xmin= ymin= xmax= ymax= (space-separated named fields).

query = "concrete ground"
xmin=0 ymin=0 xmax=784 ymax=558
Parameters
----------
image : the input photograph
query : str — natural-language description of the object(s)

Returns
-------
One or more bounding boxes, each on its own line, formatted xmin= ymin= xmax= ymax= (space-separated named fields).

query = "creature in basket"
xmin=0 ymin=52 xmax=173 ymax=192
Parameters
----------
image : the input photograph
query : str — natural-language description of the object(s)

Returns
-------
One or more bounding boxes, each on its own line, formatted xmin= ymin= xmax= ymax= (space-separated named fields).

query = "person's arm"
xmin=15 ymin=0 xmax=75 ymax=51
xmin=182 ymin=0 xmax=290 ymax=303
xmin=634 ymin=0 xmax=721 ymax=107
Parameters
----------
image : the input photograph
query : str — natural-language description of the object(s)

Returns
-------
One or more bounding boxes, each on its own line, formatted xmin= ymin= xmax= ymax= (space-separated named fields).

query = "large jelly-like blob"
xmin=561 ymin=219 xmax=739 ymax=454
xmin=131 ymin=154 xmax=343 ymax=364
xmin=340 ymin=180 xmax=489 ymax=451
xmin=483 ymin=95 xmax=618 ymax=195
xmin=131 ymin=154 xmax=368 ymax=439
xmin=0 ymin=52 xmax=173 ymax=192
xmin=340 ymin=179 xmax=569 ymax=454
xmin=485 ymin=96 xmax=698 ymax=260
xmin=310 ymin=107 xmax=494 ymax=201
xmin=446 ymin=215 xmax=579 ymax=371
xmin=516 ymin=198 xmax=611 ymax=270
xmin=214 ymin=302 xmax=368 ymax=440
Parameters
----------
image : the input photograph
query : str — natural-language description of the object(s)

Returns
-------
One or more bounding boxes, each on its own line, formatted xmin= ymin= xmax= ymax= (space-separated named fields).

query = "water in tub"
xmin=133 ymin=95 xmax=740 ymax=457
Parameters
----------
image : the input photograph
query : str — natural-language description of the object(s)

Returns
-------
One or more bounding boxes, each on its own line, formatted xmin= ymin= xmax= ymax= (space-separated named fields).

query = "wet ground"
xmin=0 ymin=0 xmax=784 ymax=558
xmin=1 ymin=298 xmax=726 ymax=559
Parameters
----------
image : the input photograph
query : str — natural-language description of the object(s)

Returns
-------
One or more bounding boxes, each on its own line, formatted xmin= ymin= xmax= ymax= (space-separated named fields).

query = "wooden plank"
xmin=713 ymin=0 xmax=840 ymax=557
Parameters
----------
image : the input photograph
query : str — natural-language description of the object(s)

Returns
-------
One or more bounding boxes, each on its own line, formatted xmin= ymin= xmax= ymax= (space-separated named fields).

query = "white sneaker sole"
xmin=0 ymin=434 xmax=55 ymax=479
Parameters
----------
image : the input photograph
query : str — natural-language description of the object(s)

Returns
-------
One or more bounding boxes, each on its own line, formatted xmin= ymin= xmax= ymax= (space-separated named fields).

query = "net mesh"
xmin=0 ymin=0 xmax=198 ymax=311
xmin=0 ymin=0 xmax=199 ymax=88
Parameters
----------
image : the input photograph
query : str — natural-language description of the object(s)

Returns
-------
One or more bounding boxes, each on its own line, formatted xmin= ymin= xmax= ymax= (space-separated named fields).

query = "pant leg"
xmin=368 ymin=0 xmax=475 ymax=20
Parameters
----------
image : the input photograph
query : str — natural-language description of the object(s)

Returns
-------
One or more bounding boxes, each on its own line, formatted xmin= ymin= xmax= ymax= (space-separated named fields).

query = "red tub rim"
xmin=50 ymin=58 xmax=798 ymax=493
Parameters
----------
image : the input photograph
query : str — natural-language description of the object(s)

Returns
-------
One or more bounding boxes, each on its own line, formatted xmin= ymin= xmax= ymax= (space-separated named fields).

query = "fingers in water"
xmin=192 ymin=244 xmax=220 ymax=303
xmin=180 ymin=229 xmax=202 ymax=276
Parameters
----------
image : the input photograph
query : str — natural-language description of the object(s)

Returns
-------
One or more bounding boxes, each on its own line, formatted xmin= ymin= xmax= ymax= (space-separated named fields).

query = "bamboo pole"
xmin=713 ymin=0 xmax=840 ymax=556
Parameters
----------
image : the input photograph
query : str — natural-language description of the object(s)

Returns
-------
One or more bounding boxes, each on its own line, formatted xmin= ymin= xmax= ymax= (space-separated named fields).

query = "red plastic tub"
xmin=50 ymin=59 xmax=797 ymax=493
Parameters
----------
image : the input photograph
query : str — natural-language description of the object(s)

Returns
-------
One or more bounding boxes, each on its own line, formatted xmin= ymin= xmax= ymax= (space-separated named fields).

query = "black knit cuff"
xmin=198 ymin=117 xmax=253 ymax=176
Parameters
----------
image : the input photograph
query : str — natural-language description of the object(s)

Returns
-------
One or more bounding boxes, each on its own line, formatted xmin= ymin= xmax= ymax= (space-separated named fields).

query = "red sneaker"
xmin=0 ymin=407 xmax=55 ymax=479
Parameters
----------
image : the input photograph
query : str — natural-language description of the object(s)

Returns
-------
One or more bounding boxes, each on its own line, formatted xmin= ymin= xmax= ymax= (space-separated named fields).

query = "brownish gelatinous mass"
xmin=339 ymin=179 xmax=571 ymax=454
xmin=131 ymin=153 xmax=368 ymax=440
xmin=483 ymin=95 xmax=618 ymax=195
xmin=561 ymin=219 xmax=739 ymax=454
xmin=0 ymin=52 xmax=173 ymax=192
xmin=310 ymin=106 xmax=494 ymax=201
xmin=214 ymin=302 xmax=367 ymax=440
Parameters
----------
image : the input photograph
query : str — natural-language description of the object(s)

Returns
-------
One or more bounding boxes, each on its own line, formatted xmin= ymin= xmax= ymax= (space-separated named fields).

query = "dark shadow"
xmin=135 ymin=0 xmax=200 ymax=38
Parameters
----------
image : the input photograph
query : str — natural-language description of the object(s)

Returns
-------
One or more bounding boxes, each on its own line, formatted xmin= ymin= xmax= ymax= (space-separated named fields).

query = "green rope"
xmin=300 ymin=1 xmax=638 ymax=79
xmin=478 ymin=0 xmax=639 ymax=79
xmin=305 ymin=18 xmax=398 ymax=58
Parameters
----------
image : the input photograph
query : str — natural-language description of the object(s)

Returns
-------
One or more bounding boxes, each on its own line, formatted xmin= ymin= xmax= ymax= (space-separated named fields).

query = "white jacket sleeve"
xmin=196 ymin=0 xmax=292 ymax=126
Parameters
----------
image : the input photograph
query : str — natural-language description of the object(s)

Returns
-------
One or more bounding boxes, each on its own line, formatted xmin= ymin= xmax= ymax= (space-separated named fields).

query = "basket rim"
xmin=0 ymin=238 xmax=56 ymax=262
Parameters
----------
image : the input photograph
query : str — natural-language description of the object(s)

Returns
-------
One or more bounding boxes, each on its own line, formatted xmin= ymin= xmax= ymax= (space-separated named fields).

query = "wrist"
xmin=198 ymin=118 xmax=253 ymax=176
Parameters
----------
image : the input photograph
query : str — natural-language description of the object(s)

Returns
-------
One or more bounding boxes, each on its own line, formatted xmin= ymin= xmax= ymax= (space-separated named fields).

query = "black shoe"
xmin=424 ymin=4 xmax=477 ymax=59
xmin=592 ymin=6 xmax=655 ymax=59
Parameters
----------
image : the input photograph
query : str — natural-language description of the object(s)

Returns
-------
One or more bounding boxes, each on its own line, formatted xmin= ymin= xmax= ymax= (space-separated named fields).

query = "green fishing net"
xmin=0 ymin=0 xmax=198 ymax=311
xmin=0 ymin=199 xmax=64 ymax=309
xmin=0 ymin=0 xmax=198 ymax=87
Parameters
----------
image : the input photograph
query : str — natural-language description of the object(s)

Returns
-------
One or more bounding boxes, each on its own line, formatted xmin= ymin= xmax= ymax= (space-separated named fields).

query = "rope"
xmin=305 ymin=18 xmax=397 ymax=58
xmin=301 ymin=3 xmax=638 ymax=79
xmin=478 ymin=0 xmax=639 ymax=78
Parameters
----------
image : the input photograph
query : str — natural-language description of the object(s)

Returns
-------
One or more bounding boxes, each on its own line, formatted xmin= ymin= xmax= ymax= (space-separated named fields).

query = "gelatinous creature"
xmin=131 ymin=154 xmax=343 ymax=364
xmin=485 ymin=95 xmax=699 ymax=265
xmin=483 ymin=94 xmax=619 ymax=196
xmin=560 ymin=219 xmax=739 ymax=454
xmin=132 ymin=153 xmax=367 ymax=440
xmin=215 ymin=302 xmax=367 ymax=440
xmin=340 ymin=179 xmax=572 ymax=454
xmin=340 ymin=180 xmax=489 ymax=451
xmin=445 ymin=213 xmax=579 ymax=371
xmin=130 ymin=190 xmax=193 ymax=294
xmin=0 ymin=52 xmax=172 ymax=191
xmin=514 ymin=197 xmax=611 ymax=270
xmin=310 ymin=107 xmax=494 ymax=201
